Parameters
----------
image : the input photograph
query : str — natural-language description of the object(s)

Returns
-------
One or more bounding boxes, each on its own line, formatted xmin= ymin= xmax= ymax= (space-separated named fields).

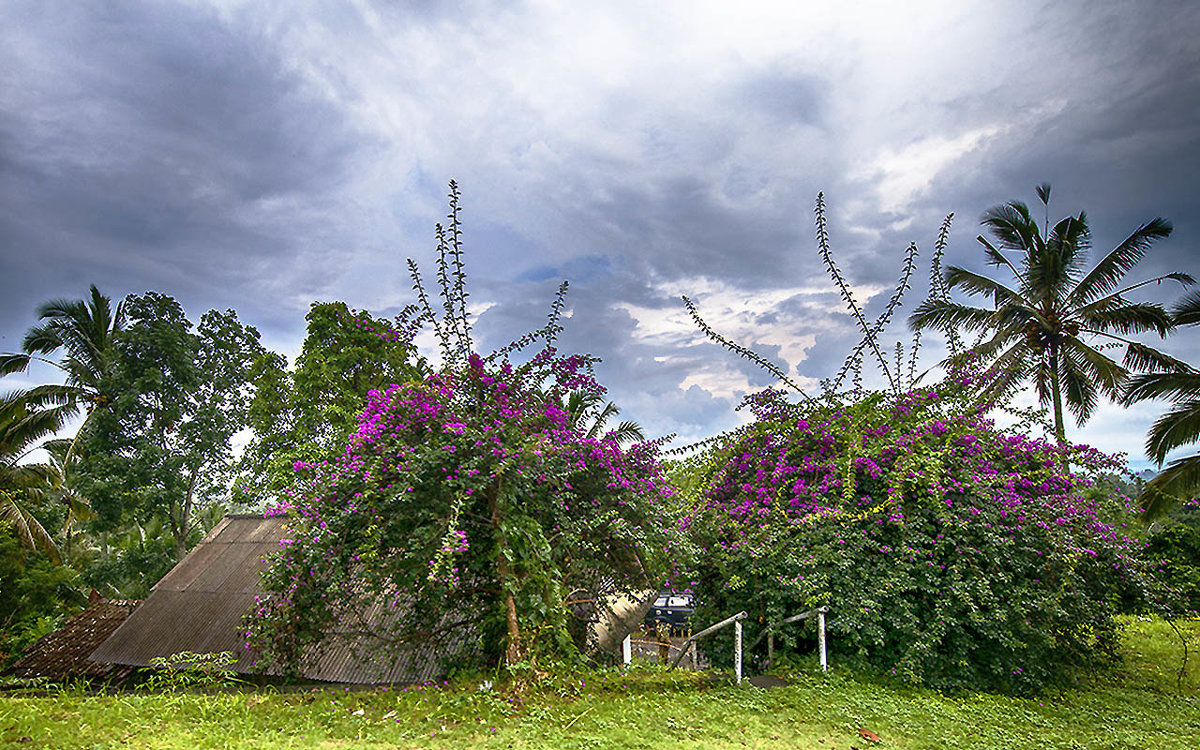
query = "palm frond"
xmin=1069 ymin=217 xmax=1172 ymax=305
xmin=586 ymin=402 xmax=621 ymax=440
xmin=0 ymin=395 xmax=72 ymax=461
xmin=1062 ymin=338 xmax=1125 ymax=400
xmin=0 ymin=353 xmax=32 ymax=376
xmin=976 ymin=235 xmax=1023 ymax=280
xmin=909 ymin=300 xmax=1004 ymax=334
xmin=1173 ymin=289 xmax=1200 ymax=325
xmin=943 ymin=267 xmax=1028 ymax=306
xmin=1121 ymin=343 xmax=1193 ymax=376
xmin=1122 ymin=370 xmax=1200 ymax=404
xmin=1060 ymin=352 xmax=1100 ymax=425
xmin=952 ymin=339 xmax=1029 ymax=404
xmin=1145 ymin=398 xmax=1200 ymax=465
xmin=604 ymin=420 xmax=645 ymax=446
xmin=980 ymin=201 xmax=1037 ymax=251
xmin=1045 ymin=213 xmax=1091 ymax=281
xmin=1139 ymin=453 xmax=1200 ymax=519
xmin=22 ymin=383 xmax=79 ymax=409
xmin=0 ymin=496 xmax=62 ymax=564
xmin=1080 ymin=302 xmax=1173 ymax=337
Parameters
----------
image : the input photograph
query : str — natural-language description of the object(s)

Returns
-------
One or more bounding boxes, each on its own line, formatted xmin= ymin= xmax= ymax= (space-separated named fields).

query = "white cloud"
xmin=863 ymin=126 xmax=1004 ymax=215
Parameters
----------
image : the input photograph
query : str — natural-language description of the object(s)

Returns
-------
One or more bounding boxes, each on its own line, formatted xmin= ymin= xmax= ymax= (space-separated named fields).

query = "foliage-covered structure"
xmin=680 ymin=380 xmax=1151 ymax=691
xmin=250 ymin=183 xmax=675 ymax=675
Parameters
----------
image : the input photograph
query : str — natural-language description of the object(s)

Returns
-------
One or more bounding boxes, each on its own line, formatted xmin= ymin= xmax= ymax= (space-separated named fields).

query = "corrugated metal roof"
xmin=89 ymin=514 xmax=482 ymax=684
xmin=6 ymin=599 xmax=140 ymax=680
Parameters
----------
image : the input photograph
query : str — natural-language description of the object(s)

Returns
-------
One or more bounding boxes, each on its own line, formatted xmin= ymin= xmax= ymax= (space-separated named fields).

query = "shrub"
xmin=1143 ymin=517 xmax=1200 ymax=614
xmin=0 ymin=531 xmax=84 ymax=668
xmin=250 ymin=350 xmax=675 ymax=675
xmin=680 ymin=378 xmax=1155 ymax=692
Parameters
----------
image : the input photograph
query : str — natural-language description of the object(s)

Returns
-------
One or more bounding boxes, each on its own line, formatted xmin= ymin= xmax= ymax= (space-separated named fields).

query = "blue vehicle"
xmin=644 ymin=592 xmax=695 ymax=630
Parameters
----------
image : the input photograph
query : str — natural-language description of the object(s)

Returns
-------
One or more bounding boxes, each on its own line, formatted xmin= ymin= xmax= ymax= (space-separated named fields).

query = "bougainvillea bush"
xmin=679 ymin=378 xmax=1155 ymax=692
xmin=249 ymin=345 xmax=676 ymax=675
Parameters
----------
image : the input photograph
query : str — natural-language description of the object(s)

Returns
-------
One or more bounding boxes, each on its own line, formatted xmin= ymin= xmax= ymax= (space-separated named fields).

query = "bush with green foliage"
xmin=1143 ymin=505 xmax=1200 ymax=614
xmin=677 ymin=377 xmax=1155 ymax=692
xmin=0 ymin=529 xmax=84 ymax=667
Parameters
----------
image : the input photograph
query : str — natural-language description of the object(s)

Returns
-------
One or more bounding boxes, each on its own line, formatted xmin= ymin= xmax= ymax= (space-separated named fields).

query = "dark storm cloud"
xmin=0 ymin=1 xmax=362 ymax=337
xmin=3 ymin=0 xmax=1199 ymax=460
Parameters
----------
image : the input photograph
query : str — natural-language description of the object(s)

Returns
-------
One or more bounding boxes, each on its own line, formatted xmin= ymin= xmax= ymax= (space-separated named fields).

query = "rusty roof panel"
xmin=6 ymin=600 xmax=140 ymax=680
xmin=89 ymin=590 xmax=263 ymax=672
xmin=153 ymin=540 xmax=226 ymax=592
xmin=186 ymin=540 xmax=261 ymax=592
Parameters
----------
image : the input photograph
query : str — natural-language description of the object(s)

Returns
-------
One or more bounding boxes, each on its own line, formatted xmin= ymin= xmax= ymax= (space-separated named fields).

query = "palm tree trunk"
xmin=1050 ymin=342 xmax=1066 ymax=445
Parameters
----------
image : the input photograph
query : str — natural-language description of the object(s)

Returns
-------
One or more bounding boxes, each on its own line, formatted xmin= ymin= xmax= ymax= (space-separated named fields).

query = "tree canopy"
xmin=234 ymin=301 xmax=427 ymax=508
xmin=81 ymin=292 xmax=264 ymax=560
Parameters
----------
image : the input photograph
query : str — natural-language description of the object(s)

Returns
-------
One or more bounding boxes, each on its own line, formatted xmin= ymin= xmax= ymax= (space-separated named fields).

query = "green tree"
xmin=0 ymin=389 xmax=73 ymax=564
xmin=0 ymin=285 xmax=124 ymax=467
xmin=78 ymin=514 xmax=178 ymax=599
xmin=83 ymin=293 xmax=265 ymax=560
xmin=233 ymin=301 xmax=427 ymax=507
xmin=910 ymin=184 xmax=1192 ymax=443
xmin=1122 ymin=291 xmax=1200 ymax=518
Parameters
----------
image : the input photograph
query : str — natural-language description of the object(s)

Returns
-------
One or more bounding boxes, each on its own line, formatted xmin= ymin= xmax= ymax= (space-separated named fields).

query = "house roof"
xmin=89 ymin=514 xmax=481 ymax=684
xmin=7 ymin=598 xmax=140 ymax=680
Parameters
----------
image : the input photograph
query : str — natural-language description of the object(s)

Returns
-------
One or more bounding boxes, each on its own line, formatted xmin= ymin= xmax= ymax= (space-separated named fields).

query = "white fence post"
xmin=622 ymin=633 xmax=631 ymax=666
xmin=817 ymin=607 xmax=827 ymax=672
xmin=734 ymin=619 xmax=743 ymax=685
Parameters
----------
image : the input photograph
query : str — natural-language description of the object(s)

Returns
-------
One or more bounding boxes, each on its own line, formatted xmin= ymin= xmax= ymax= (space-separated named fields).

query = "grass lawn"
xmin=1 ymin=617 xmax=1196 ymax=749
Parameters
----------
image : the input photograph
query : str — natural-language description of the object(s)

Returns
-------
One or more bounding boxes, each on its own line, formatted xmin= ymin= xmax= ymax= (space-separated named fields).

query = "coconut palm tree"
xmin=910 ymin=184 xmax=1193 ymax=443
xmin=563 ymin=390 xmax=645 ymax=446
xmin=1122 ymin=291 xmax=1200 ymax=518
xmin=0 ymin=389 xmax=73 ymax=563
xmin=0 ymin=285 xmax=124 ymax=466
xmin=39 ymin=438 xmax=96 ymax=564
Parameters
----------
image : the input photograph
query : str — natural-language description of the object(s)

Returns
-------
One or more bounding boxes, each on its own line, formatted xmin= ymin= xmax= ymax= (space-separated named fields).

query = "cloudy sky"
xmin=2 ymin=0 xmax=1198 ymax=468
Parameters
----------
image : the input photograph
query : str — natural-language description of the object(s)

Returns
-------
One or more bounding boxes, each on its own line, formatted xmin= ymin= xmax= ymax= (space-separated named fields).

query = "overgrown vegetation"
xmin=677 ymin=380 xmax=1155 ymax=691
xmin=2 ymin=180 xmax=1197 ymax=702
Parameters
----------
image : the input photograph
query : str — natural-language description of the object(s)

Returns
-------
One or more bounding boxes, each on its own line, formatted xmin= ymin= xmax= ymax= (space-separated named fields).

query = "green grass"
xmin=2 ymin=617 xmax=1197 ymax=749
